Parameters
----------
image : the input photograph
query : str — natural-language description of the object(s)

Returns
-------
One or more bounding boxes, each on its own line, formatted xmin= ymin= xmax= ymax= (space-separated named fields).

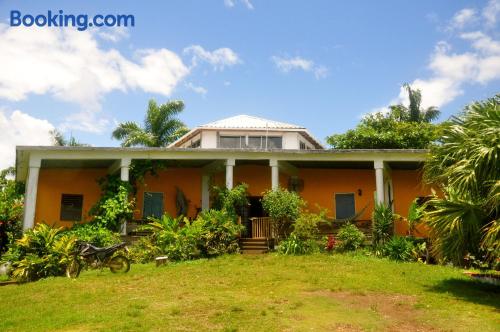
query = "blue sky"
xmin=0 ymin=1 xmax=499 ymax=168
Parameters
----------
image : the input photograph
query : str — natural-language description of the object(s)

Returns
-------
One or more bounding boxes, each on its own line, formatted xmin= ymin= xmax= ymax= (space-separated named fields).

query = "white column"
xmin=270 ymin=159 xmax=279 ymax=190
xmin=225 ymin=158 xmax=235 ymax=189
xmin=374 ymin=160 xmax=385 ymax=205
xmin=201 ymin=174 xmax=210 ymax=210
xmin=23 ymin=157 xmax=41 ymax=230
xmin=120 ymin=158 xmax=131 ymax=182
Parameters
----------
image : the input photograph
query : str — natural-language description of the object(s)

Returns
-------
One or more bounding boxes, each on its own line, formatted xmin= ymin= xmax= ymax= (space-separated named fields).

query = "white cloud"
xmin=483 ymin=0 xmax=500 ymax=27
xmin=224 ymin=0 xmax=254 ymax=10
xmin=184 ymin=45 xmax=242 ymax=70
xmin=376 ymin=2 xmax=500 ymax=112
xmin=449 ymin=8 xmax=477 ymax=30
xmin=271 ymin=56 xmax=329 ymax=79
xmin=0 ymin=24 xmax=190 ymax=133
xmin=185 ymin=82 xmax=208 ymax=96
xmin=97 ymin=26 xmax=130 ymax=42
xmin=0 ymin=109 xmax=54 ymax=169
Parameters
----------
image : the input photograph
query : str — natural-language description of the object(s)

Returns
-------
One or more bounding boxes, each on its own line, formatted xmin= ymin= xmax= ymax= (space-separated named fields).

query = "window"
xmin=266 ymin=136 xmax=282 ymax=149
xmin=335 ymin=193 xmax=355 ymax=219
xmin=248 ymin=136 xmax=263 ymax=149
xmin=219 ymin=136 xmax=245 ymax=148
xmin=188 ymin=139 xmax=201 ymax=148
xmin=143 ymin=192 xmax=164 ymax=219
xmin=299 ymin=141 xmax=306 ymax=150
xmin=60 ymin=194 xmax=83 ymax=221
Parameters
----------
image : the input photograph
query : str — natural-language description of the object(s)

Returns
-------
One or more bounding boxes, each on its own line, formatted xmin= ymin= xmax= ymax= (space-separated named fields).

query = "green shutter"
xmin=143 ymin=192 xmax=164 ymax=219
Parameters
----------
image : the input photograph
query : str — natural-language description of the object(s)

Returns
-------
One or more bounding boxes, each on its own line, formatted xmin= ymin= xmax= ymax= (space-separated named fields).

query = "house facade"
xmin=16 ymin=115 xmax=432 ymax=237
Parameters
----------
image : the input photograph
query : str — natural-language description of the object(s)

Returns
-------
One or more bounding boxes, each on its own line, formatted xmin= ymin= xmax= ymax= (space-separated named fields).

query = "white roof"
xmin=199 ymin=115 xmax=304 ymax=130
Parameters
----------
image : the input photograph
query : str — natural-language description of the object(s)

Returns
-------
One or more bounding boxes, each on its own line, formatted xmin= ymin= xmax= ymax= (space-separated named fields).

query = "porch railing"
xmin=250 ymin=217 xmax=273 ymax=239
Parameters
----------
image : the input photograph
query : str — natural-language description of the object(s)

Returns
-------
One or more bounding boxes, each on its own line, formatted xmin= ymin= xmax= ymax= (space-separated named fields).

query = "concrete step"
xmin=242 ymin=248 xmax=268 ymax=254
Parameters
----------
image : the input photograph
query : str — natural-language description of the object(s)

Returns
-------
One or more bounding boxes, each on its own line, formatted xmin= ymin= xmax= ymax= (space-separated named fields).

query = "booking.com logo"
xmin=10 ymin=10 xmax=135 ymax=31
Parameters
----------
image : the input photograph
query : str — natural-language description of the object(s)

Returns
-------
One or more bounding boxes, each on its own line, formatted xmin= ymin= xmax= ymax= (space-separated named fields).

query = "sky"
xmin=0 ymin=0 xmax=499 ymax=169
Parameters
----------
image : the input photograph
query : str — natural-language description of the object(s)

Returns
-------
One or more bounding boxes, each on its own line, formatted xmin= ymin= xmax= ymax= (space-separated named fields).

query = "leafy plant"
xmin=0 ymin=167 xmax=24 ymax=253
xmin=383 ymin=236 xmax=415 ymax=262
xmin=211 ymin=184 xmax=249 ymax=221
xmin=292 ymin=210 xmax=325 ymax=240
xmin=127 ymin=237 xmax=160 ymax=264
xmin=423 ymin=94 xmax=500 ymax=266
xmin=262 ymin=188 xmax=305 ymax=242
xmin=2 ymin=224 xmax=77 ymax=282
xmin=278 ymin=234 xmax=318 ymax=255
xmin=407 ymin=199 xmax=424 ymax=236
xmin=195 ymin=209 xmax=244 ymax=257
xmin=140 ymin=214 xmax=202 ymax=261
xmin=336 ymin=223 xmax=365 ymax=251
xmin=66 ymin=223 xmax=121 ymax=247
xmin=372 ymin=202 xmax=394 ymax=248
xmin=89 ymin=175 xmax=135 ymax=231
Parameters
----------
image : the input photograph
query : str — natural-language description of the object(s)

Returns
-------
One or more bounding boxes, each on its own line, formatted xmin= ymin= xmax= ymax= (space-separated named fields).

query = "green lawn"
xmin=0 ymin=253 xmax=498 ymax=331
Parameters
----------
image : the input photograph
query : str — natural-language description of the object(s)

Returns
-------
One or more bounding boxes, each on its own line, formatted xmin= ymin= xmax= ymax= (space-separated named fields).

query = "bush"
xmin=336 ymin=223 xmax=365 ymax=251
xmin=127 ymin=237 xmax=160 ymax=264
xmin=195 ymin=209 xmax=244 ymax=257
xmin=383 ymin=236 xmax=415 ymax=261
xmin=278 ymin=234 xmax=318 ymax=255
xmin=292 ymin=211 xmax=324 ymax=240
xmin=0 ymin=167 xmax=24 ymax=253
xmin=89 ymin=175 xmax=135 ymax=231
xmin=1 ymin=224 xmax=77 ymax=282
xmin=372 ymin=202 xmax=394 ymax=248
xmin=66 ymin=223 xmax=121 ymax=247
xmin=211 ymin=184 xmax=249 ymax=221
xmin=262 ymin=188 xmax=305 ymax=242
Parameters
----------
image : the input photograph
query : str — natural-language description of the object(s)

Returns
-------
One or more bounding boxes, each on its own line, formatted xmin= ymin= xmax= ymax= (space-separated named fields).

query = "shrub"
xmin=127 ymin=237 xmax=160 ymax=264
xmin=89 ymin=175 xmax=135 ymax=231
xmin=1 ymin=224 xmax=77 ymax=282
xmin=211 ymin=184 xmax=249 ymax=221
xmin=407 ymin=199 xmax=424 ymax=236
xmin=0 ymin=167 xmax=24 ymax=253
xmin=383 ymin=236 xmax=415 ymax=261
xmin=278 ymin=234 xmax=318 ymax=255
xmin=372 ymin=202 xmax=394 ymax=248
xmin=141 ymin=214 xmax=202 ymax=261
xmin=262 ymin=188 xmax=305 ymax=242
xmin=336 ymin=223 xmax=365 ymax=251
xmin=292 ymin=211 xmax=325 ymax=240
xmin=66 ymin=223 xmax=121 ymax=247
xmin=195 ymin=209 xmax=244 ymax=257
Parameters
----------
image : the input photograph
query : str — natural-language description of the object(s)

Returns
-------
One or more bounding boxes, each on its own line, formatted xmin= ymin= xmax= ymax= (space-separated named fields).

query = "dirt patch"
xmin=307 ymin=290 xmax=437 ymax=332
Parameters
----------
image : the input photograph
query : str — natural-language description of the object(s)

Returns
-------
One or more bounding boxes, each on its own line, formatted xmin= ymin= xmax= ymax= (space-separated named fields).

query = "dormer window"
xmin=219 ymin=135 xmax=283 ymax=149
xmin=219 ymin=136 xmax=245 ymax=148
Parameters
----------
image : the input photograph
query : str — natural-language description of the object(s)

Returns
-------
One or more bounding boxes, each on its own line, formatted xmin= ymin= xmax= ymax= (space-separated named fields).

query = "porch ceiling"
xmin=287 ymin=160 xmax=374 ymax=169
xmin=41 ymin=159 xmax=116 ymax=168
xmin=386 ymin=161 xmax=423 ymax=170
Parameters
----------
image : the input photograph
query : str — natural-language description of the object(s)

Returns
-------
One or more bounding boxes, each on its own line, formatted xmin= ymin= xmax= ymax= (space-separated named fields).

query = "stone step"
xmin=241 ymin=248 xmax=268 ymax=254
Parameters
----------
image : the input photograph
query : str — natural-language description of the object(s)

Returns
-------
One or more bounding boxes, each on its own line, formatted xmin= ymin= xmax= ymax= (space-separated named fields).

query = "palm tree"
xmin=112 ymin=100 xmax=189 ymax=147
xmin=423 ymin=95 xmax=499 ymax=265
xmin=50 ymin=130 xmax=88 ymax=147
xmin=390 ymin=84 xmax=440 ymax=123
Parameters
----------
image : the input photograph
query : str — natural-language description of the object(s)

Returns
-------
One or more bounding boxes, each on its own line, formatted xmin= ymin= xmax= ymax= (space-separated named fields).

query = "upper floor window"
xmin=300 ymin=141 xmax=306 ymax=150
xmin=219 ymin=136 xmax=245 ymax=148
xmin=219 ymin=135 xmax=282 ymax=149
xmin=188 ymin=139 xmax=201 ymax=148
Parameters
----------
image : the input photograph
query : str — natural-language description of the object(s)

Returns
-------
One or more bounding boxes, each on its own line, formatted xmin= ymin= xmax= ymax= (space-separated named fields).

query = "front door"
xmin=241 ymin=196 xmax=265 ymax=237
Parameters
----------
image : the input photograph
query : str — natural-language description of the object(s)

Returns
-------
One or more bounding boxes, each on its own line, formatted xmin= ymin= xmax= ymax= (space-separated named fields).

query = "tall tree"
xmin=327 ymin=84 xmax=441 ymax=149
xmin=50 ymin=130 xmax=89 ymax=147
xmin=424 ymin=95 xmax=499 ymax=266
xmin=112 ymin=99 xmax=189 ymax=147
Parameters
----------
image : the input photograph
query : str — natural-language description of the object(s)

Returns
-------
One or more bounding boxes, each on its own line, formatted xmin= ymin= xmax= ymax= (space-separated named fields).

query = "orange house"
xmin=16 ymin=115 xmax=432 ymax=238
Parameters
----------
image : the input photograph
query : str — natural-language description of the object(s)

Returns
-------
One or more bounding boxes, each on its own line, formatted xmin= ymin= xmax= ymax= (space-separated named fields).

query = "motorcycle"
xmin=66 ymin=241 xmax=130 ymax=278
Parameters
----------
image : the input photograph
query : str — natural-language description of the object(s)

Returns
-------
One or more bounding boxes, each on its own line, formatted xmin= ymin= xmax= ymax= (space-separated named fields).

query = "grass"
xmin=0 ymin=253 xmax=498 ymax=331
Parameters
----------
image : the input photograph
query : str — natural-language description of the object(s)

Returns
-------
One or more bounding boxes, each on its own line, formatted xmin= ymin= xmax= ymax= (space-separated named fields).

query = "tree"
xmin=50 ymin=130 xmax=89 ymax=147
xmin=327 ymin=84 xmax=442 ymax=149
xmin=423 ymin=95 xmax=499 ymax=266
xmin=0 ymin=167 xmax=24 ymax=253
xmin=112 ymin=99 xmax=189 ymax=147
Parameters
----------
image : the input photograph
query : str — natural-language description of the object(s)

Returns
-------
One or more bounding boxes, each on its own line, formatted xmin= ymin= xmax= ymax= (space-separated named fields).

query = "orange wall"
xmin=135 ymin=168 xmax=203 ymax=220
xmin=392 ymin=170 xmax=433 ymax=236
xmin=299 ymin=168 xmax=376 ymax=220
xmin=35 ymin=168 xmax=107 ymax=228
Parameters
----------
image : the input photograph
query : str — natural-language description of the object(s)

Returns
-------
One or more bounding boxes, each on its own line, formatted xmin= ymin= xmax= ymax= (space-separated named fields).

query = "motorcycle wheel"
xmin=66 ymin=259 xmax=81 ymax=278
xmin=109 ymin=255 xmax=130 ymax=273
